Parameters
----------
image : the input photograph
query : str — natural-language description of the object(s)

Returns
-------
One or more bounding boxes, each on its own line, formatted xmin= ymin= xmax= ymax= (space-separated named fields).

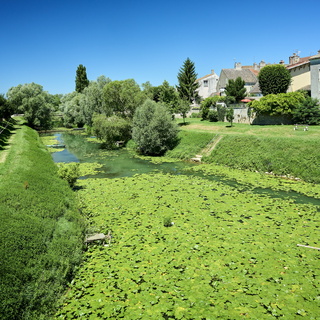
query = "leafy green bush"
xmin=132 ymin=99 xmax=179 ymax=155
xmin=292 ymin=97 xmax=320 ymax=125
xmin=57 ymin=162 xmax=80 ymax=188
xmin=0 ymin=125 xmax=84 ymax=319
xmin=208 ymin=110 xmax=219 ymax=122
xmin=249 ymin=92 xmax=306 ymax=116
xmin=217 ymin=105 xmax=226 ymax=121
xmin=189 ymin=112 xmax=201 ymax=118
xmin=93 ymin=114 xmax=132 ymax=149
xmin=258 ymin=64 xmax=292 ymax=95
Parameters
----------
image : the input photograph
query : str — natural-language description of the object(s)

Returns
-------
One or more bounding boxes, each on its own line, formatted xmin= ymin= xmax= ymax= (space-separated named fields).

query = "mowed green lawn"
xmin=176 ymin=118 xmax=320 ymax=139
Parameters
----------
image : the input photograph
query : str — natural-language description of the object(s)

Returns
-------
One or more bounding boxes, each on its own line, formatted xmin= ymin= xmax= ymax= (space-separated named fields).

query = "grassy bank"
xmin=174 ymin=119 xmax=320 ymax=183
xmin=0 ymin=125 xmax=84 ymax=320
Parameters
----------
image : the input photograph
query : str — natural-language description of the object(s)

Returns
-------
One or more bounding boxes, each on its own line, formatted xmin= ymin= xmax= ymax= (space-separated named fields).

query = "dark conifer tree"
xmin=177 ymin=58 xmax=200 ymax=103
xmin=75 ymin=64 xmax=89 ymax=93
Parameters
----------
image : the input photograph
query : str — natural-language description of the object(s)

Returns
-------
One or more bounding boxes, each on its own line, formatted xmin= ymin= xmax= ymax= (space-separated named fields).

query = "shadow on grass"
xmin=0 ymin=119 xmax=18 ymax=149
xmin=178 ymin=122 xmax=191 ymax=126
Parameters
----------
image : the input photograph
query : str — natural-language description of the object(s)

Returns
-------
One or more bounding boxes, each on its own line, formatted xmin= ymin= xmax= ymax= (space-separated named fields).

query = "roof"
xmin=250 ymin=82 xmax=261 ymax=94
xmin=221 ymin=68 xmax=258 ymax=83
xmin=196 ymin=72 xmax=217 ymax=82
xmin=287 ymin=56 xmax=311 ymax=69
xmin=309 ymin=51 xmax=320 ymax=60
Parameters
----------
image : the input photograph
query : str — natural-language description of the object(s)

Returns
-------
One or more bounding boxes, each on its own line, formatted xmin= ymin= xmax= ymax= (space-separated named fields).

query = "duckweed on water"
xmin=56 ymin=172 xmax=319 ymax=319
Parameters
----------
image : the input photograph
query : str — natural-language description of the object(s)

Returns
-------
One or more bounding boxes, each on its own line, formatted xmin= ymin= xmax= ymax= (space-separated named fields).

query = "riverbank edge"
xmin=0 ymin=124 xmax=85 ymax=319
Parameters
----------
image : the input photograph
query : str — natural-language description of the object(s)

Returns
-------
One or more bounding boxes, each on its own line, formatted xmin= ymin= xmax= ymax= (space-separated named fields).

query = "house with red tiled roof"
xmin=286 ymin=51 xmax=320 ymax=100
xmin=286 ymin=52 xmax=312 ymax=93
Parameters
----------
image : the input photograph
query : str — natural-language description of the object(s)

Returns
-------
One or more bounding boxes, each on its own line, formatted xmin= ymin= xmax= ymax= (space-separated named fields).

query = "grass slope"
xmin=0 ymin=125 xmax=84 ymax=320
xmin=175 ymin=119 xmax=320 ymax=183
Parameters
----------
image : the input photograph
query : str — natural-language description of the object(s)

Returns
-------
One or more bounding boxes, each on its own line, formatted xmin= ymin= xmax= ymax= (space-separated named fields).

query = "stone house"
xmin=216 ymin=61 xmax=266 ymax=97
xmin=195 ymin=70 xmax=219 ymax=99
xmin=286 ymin=50 xmax=320 ymax=100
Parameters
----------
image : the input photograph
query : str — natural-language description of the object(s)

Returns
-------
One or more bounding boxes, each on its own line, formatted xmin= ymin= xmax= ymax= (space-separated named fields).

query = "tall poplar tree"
xmin=177 ymin=58 xmax=200 ymax=103
xmin=75 ymin=64 xmax=89 ymax=93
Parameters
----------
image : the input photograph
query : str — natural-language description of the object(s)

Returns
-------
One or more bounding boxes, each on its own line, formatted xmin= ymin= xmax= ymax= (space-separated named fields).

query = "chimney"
xmin=289 ymin=53 xmax=300 ymax=65
xmin=253 ymin=62 xmax=258 ymax=70
xmin=234 ymin=62 xmax=242 ymax=70
xmin=279 ymin=60 xmax=285 ymax=65
xmin=259 ymin=60 xmax=266 ymax=69
xmin=211 ymin=69 xmax=215 ymax=74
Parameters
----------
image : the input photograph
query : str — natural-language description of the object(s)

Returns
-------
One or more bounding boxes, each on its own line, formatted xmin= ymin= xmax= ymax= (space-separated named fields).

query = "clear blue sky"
xmin=1 ymin=0 xmax=318 ymax=95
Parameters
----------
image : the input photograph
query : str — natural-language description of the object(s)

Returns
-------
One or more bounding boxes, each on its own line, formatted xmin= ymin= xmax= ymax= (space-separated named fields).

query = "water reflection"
xmin=51 ymin=132 xmax=196 ymax=179
xmin=47 ymin=132 xmax=320 ymax=207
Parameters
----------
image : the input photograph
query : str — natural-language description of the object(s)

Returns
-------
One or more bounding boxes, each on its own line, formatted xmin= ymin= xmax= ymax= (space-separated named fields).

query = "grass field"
xmin=173 ymin=119 xmax=320 ymax=183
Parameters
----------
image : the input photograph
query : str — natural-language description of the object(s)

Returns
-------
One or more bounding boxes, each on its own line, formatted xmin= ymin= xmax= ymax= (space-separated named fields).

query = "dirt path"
xmin=190 ymin=135 xmax=223 ymax=162
xmin=201 ymin=135 xmax=223 ymax=156
xmin=0 ymin=132 xmax=15 ymax=164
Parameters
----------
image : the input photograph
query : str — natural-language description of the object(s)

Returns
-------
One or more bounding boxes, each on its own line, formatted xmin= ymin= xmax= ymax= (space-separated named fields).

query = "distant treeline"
xmin=0 ymin=123 xmax=84 ymax=319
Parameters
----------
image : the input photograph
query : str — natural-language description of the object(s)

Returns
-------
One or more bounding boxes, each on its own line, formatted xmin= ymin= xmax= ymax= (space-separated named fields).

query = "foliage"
xmin=157 ymin=80 xmax=179 ymax=112
xmin=225 ymin=107 xmax=234 ymax=126
xmin=292 ymin=96 xmax=320 ymax=125
xmin=208 ymin=110 xmax=219 ymax=122
xmin=249 ymin=92 xmax=307 ymax=116
xmin=132 ymin=100 xmax=179 ymax=155
xmin=0 ymin=125 xmax=83 ymax=319
xmin=0 ymin=94 xmax=13 ymax=119
xmin=200 ymin=96 xmax=227 ymax=120
xmin=103 ymin=79 xmax=145 ymax=119
xmin=6 ymin=83 xmax=54 ymax=129
xmin=217 ymin=104 xmax=226 ymax=121
xmin=189 ymin=112 xmax=202 ymax=118
xmin=80 ymin=80 xmax=107 ymax=126
xmin=60 ymin=91 xmax=85 ymax=127
xmin=92 ymin=114 xmax=132 ymax=148
xmin=177 ymin=57 xmax=200 ymax=104
xmin=56 ymin=171 xmax=319 ymax=319
xmin=258 ymin=64 xmax=292 ymax=96
xmin=224 ymin=77 xmax=246 ymax=103
xmin=57 ymin=162 xmax=80 ymax=188
xmin=75 ymin=64 xmax=89 ymax=93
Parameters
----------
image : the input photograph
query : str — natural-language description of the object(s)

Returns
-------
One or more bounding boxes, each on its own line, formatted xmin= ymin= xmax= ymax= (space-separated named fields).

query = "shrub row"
xmin=203 ymin=135 xmax=320 ymax=183
xmin=0 ymin=125 xmax=84 ymax=319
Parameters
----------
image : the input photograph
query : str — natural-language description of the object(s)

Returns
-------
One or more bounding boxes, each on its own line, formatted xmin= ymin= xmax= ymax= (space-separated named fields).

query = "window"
xmin=203 ymin=80 xmax=208 ymax=87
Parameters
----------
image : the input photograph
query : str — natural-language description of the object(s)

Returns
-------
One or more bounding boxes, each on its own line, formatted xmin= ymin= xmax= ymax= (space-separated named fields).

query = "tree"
xmin=6 ymin=83 xmax=54 ymax=129
xmin=0 ymin=94 xmax=13 ymax=119
xmin=258 ymin=64 xmax=291 ymax=96
xmin=292 ymin=96 xmax=320 ymax=125
xmin=60 ymin=91 xmax=85 ymax=127
xmin=75 ymin=64 xmax=89 ymax=93
xmin=132 ymin=99 xmax=179 ymax=155
xmin=225 ymin=77 xmax=246 ymax=103
xmin=177 ymin=58 xmax=200 ymax=104
xmin=249 ymin=92 xmax=306 ymax=116
xmin=226 ymin=108 xmax=234 ymax=126
xmin=200 ymin=96 xmax=227 ymax=120
xmin=103 ymin=79 xmax=145 ymax=119
xmin=92 ymin=114 xmax=131 ymax=148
